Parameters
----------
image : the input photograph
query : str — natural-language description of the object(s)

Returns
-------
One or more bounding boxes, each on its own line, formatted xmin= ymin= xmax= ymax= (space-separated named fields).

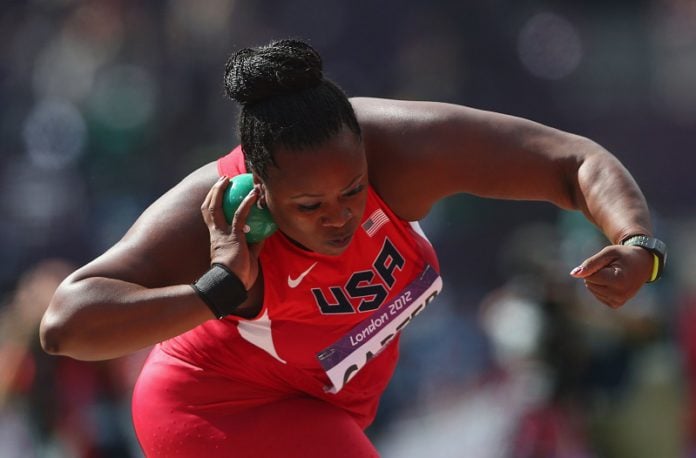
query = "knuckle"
xmin=608 ymin=294 xmax=626 ymax=308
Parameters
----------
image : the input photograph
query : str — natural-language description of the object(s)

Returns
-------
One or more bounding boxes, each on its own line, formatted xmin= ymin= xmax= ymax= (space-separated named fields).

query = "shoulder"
xmin=73 ymin=162 xmax=220 ymax=287
xmin=139 ymin=161 xmax=220 ymax=235
xmin=351 ymin=97 xmax=461 ymax=221
xmin=351 ymin=97 xmax=446 ymax=139
xmin=217 ymin=146 xmax=247 ymax=177
xmin=351 ymin=97 xmax=477 ymax=130
xmin=128 ymin=162 xmax=221 ymax=283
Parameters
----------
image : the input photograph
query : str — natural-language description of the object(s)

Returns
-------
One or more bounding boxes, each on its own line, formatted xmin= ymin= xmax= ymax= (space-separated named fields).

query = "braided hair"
xmin=224 ymin=39 xmax=361 ymax=179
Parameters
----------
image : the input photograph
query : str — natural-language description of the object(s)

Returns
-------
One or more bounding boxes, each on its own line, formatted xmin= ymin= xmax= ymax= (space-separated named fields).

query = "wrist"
xmin=620 ymin=235 xmax=667 ymax=283
xmin=191 ymin=263 xmax=248 ymax=319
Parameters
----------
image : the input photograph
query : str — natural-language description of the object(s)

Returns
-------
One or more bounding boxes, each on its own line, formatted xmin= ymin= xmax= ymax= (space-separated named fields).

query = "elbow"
xmin=39 ymin=278 xmax=130 ymax=361
xmin=39 ymin=289 xmax=76 ymax=357
xmin=39 ymin=308 xmax=97 ymax=360
xmin=39 ymin=313 xmax=65 ymax=355
xmin=39 ymin=282 xmax=92 ymax=359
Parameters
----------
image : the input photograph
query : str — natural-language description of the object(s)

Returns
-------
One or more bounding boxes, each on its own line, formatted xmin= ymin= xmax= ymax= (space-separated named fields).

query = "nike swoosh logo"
xmin=288 ymin=262 xmax=318 ymax=288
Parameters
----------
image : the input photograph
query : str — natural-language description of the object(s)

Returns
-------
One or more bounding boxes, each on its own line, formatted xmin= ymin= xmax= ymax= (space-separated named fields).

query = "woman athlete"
xmin=40 ymin=40 xmax=664 ymax=457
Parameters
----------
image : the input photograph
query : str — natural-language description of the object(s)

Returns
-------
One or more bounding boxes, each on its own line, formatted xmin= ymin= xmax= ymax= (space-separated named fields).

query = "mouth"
xmin=327 ymin=232 xmax=354 ymax=249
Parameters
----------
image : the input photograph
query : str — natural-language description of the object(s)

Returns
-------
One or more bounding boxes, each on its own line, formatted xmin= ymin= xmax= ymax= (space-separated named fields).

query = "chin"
xmin=319 ymin=235 xmax=354 ymax=255
xmin=318 ymin=244 xmax=350 ymax=256
xmin=282 ymin=230 xmax=354 ymax=256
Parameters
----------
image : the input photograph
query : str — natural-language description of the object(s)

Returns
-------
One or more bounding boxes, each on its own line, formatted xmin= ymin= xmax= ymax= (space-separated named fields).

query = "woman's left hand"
xmin=570 ymin=244 xmax=654 ymax=308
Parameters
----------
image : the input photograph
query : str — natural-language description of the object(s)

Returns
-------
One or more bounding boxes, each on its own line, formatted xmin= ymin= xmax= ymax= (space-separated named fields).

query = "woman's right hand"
xmin=200 ymin=176 xmax=265 ymax=290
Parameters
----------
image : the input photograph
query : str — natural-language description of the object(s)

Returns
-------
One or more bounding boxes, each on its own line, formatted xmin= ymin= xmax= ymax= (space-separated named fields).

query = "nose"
xmin=321 ymin=206 xmax=352 ymax=228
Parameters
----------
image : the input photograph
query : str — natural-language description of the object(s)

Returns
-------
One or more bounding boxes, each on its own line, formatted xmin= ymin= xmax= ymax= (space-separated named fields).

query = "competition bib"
xmin=316 ymin=265 xmax=442 ymax=393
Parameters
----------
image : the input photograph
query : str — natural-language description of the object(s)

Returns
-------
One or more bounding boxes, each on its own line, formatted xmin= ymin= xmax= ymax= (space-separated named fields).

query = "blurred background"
xmin=1 ymin=0 xmax=694 ymax=457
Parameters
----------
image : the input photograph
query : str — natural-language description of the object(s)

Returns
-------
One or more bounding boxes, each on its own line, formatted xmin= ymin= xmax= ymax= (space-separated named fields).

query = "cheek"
xmin=266 ymin=193 xmax=368 ymax=246
xmin=354 ymin=195 xmax=368 ymax=219
xmin=271 ymin=207 xmax=319 ymax=239
xmin=286 ymin=214 xmax=318 ymax=235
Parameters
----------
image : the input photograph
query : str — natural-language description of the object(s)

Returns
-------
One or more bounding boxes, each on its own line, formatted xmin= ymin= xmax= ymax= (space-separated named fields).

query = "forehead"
xmin=265 ymin=129 xmax=365 ymax=192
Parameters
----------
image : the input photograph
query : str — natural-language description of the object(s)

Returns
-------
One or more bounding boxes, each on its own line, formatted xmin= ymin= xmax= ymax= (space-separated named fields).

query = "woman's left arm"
xmin=353 ymin=97 xmax=660 ymax=308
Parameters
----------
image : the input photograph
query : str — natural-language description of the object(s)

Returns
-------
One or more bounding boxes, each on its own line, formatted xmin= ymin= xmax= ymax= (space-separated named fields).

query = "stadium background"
xmin=1 ymin=1 xmax=695 ymax=456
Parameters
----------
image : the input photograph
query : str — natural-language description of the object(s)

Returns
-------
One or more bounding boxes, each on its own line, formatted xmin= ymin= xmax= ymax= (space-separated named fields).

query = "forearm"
xmin=572 ymin=142 xmax=653 ymax=244
xmin=40 ymin=277 xmax=214 ymax=361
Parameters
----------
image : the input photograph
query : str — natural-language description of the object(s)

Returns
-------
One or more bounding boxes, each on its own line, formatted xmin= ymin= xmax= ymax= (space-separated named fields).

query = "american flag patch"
xmin=362 ymin=209 xmax=389 ymax=237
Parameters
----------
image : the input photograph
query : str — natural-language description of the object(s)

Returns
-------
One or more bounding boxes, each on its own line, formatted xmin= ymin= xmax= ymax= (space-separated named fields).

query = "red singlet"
xmin=132 ymin=147 xmax=442 ymax=457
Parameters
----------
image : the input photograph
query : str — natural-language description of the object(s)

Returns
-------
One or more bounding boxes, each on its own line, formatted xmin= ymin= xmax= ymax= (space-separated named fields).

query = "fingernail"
xmin=570 ymin=266 xmax=584 ymax=276
xmin=243 ymin=224 xmax=251 ymax=233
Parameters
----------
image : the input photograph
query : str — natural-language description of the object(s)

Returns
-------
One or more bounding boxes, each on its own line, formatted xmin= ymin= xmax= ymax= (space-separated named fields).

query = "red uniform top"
xmin=156 ymin=147 xmax=442 ymax=428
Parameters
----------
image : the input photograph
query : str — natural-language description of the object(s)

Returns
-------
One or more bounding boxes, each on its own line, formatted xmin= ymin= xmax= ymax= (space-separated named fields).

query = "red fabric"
xmin=216 ymin=145 xmax=247 ymax=177
xmin=132 ymin=349 xmax=379 ymax=457
xmin=132 ymin=147 xmax=440 ymax=456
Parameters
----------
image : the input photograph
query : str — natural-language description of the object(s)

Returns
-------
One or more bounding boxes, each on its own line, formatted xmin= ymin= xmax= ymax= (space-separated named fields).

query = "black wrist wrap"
xmin=191 ymin=263 xmax=248 ymax=319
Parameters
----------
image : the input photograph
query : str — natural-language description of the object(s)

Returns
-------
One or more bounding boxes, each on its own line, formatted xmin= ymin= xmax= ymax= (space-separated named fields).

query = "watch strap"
xmin=621 ymin=235 xmax=667 ymax=283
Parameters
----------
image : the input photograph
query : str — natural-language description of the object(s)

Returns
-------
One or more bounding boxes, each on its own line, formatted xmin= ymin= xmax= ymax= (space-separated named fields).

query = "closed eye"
xmin=297 ymin=185 xmax=365 ymax=212
xmin=343 ymin=184 xmax=365 ymax=197
xmin=298 ymin=202 xmax=321 ymax=212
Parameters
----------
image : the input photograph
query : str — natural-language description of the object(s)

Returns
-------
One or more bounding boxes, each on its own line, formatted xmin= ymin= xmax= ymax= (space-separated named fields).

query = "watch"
xmin=621 ymin=235 xmax=667 ymax=283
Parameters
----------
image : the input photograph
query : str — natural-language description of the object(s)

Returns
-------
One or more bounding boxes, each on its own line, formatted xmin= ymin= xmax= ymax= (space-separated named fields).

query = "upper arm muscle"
xmin=353 ymin=97 xmax=584 ymax=220
xmin=72 ymin=163 xmax=219 ymax=288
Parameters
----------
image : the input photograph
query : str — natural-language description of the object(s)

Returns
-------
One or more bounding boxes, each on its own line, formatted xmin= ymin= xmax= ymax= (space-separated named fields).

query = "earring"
xmin=257 ymin=191 xmax=267 ymax=209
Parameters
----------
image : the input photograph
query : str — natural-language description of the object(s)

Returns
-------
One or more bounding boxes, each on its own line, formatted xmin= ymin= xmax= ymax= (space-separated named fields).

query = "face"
xmin=259 ymin=127 xmax=368 ymax=256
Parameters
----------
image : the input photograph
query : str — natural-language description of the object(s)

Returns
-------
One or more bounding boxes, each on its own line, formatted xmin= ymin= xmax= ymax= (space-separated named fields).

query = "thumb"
xmin=570 ymin=246 xmax=617 ymax=279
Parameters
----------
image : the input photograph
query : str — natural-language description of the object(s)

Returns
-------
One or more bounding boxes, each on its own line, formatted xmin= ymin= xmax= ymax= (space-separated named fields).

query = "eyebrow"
xmin=289 ymin=173 xmax=364 ymax=199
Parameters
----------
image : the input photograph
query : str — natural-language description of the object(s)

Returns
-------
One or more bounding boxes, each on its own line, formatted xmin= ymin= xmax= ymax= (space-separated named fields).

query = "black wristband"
xmin=191 ymin=263 xmax=248 ymax=319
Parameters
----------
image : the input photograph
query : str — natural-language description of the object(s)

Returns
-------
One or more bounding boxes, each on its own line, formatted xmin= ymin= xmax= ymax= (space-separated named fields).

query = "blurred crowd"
xmin=1 ymin=0 xmax=695 ymax=457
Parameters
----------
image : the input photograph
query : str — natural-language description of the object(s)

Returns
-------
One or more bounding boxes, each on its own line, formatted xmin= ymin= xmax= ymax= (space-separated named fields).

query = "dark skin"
xmin=39 ymin=98 xmax=654 ymax=361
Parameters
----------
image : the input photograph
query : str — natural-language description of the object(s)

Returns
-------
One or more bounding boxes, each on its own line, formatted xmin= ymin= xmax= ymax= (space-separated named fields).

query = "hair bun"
xmin=224 ymin=39 xmax=323 ymax=105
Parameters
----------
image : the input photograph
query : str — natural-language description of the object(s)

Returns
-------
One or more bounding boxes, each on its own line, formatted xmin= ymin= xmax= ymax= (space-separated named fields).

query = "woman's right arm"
xmin=39 ymin=163 xmax=255 ymax=361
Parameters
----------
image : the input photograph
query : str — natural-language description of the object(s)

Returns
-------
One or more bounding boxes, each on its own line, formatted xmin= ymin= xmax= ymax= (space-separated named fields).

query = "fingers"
xmin=583 ymin=265 xmax=624 ymax=287
xmin=231 ymin=185 xmax=259 ymax=236
xmin=569 ymin=245 xmax=618 ymax=280
xmin=570 ymin=245 xmax=647 ymax=308
xmin=584 ymin=282 xmax=626 ymax=309
xmin=582 ymin=266 xmax=626 ymax=307
xmin=201 ymin=176 xmax=229 ymax=227
xmin=200 ymin=175 xmax=261 ymax=250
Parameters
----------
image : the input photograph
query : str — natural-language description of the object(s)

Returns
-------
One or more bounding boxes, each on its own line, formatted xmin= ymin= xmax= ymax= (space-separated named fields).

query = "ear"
xmin=252 ymin=173 xmax=267 ymax=188
xmin=251 ymin=174 xmax=268 ymax=208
